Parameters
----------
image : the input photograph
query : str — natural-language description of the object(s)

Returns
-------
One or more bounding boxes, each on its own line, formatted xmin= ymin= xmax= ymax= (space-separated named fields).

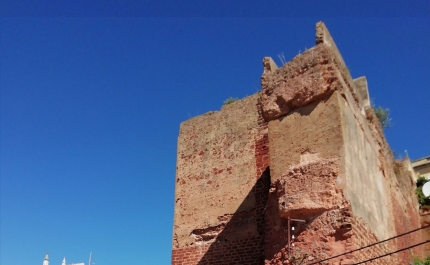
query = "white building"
xmin=42 ymin=253 xmax=49 ymax=265
xmin=42 ymin=253 xmax=83 ymax=265
xmin=412 ymin=155 xmax=430 ymax=179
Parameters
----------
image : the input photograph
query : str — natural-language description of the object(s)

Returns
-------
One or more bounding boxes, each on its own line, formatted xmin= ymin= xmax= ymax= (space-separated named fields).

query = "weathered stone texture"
xmin=261 ymin=22 xmax=365 ymax=122
xmin=174 ymin=93 xmax=267 ymax=248
xmin=267 ymin=92 xmax=344 ymax=183
xmin=275 ymin=158 xmax=344 ymax=218
xmin=339 ymin=89 xmax=394 ymax=240
xmin=173 ymin=93 xmax=270 ymax=264
xmin=172 ymin=21 xmax=426 ymax=265
xmin=261 ymin=45 xmax=342 ymax=121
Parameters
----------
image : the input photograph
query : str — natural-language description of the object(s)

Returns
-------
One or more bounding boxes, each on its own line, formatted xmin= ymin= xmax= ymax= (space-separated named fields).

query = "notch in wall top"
xmin=315 ymin=22 xmax=349 ymax=74
xmin=316 ymin=21 xmax=334 ymax=46
xmin=315 ymin=21 xmax=346 ymax=71
xmin=315 ymin=21 xmax=365 ymax=108
xmin=353 ymin=76 xmax=370 ymax=108
xmin=263 ymin=57 xmax=278 ymax=73
xmin=259 ymin=21 xmax=370 ymax=121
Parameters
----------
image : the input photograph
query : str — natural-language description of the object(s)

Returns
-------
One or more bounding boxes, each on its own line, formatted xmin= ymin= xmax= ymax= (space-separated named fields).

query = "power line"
xmin=349 ymin=240 xmax=430 ymax=265
xmin=308 ymin=224 xmax=430 ymax=265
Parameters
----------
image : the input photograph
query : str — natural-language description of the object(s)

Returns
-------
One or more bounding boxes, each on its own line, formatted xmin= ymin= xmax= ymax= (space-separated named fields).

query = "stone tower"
xmin=171 ymin=22 xmax=426 ymax=265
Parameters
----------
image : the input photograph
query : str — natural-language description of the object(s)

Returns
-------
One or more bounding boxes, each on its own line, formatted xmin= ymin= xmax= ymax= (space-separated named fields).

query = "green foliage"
xmin=413 ymin=256 xmax=430 ymax=265
xmin=415 ymin=175 xmax=430 ymax=210
xmin=223 ymin=97 xmax=239 ymax=105
xmin=372 ymin=106 xmax=392 ymax=129
xmin=417 ymin=175 xmax=429 ymax=187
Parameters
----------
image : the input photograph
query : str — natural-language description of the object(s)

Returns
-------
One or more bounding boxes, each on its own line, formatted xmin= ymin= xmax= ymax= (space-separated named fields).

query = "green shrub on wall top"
xmin=223 ymin=97 xmax=239 ymax=105
xmin=372 ymin=106 xmax=392 ymax=129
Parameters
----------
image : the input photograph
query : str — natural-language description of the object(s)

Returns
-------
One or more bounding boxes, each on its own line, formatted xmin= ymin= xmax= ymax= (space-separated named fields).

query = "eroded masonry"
xmin=172 ymin=22 xmax=427 ymax=264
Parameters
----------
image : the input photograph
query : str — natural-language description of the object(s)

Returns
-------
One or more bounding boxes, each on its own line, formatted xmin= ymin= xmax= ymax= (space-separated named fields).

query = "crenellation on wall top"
xmin=315 ymin=21 xmax=347 ymax=73
xmin=315 ymin=21 xmax=366 ymax=109
xmin=260 ymin=21 xmax=368 ymax=121
xmin=353 ymin=76 xmax=370 ymax=108
xmin=263 ymin=57 xmax=278 ymax=73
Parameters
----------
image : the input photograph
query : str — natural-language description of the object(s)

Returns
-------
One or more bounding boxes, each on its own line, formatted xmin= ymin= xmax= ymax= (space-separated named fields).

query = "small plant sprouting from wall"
xmin=415 ymin=175 xmax=430 ymax=210
xmin=372 ymin=105 xmax=392 ymax=129
xmin=278 ymin=52 xmax=287 ymax=65
xmin=223 ymin=97 xmax=239 ymax=105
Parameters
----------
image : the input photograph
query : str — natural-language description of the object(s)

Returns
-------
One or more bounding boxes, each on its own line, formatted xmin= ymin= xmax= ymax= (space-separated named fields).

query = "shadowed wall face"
xmin=171 ymin=169 xmax=270 ymax=265
xmin=172 ymin=93 xmax=270 ymax=264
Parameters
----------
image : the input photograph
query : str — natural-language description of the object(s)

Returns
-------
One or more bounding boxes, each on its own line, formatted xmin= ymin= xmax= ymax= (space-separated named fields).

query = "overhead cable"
xmin=349 ymin=240 xmax=430 ymax=265
xmin=308 ymin=224 xmax=430 ymax=265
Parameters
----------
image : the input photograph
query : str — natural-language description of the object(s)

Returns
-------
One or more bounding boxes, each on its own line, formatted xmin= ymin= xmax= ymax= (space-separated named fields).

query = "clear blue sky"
xmin=1 ymin=2 xmax=429 ymax=265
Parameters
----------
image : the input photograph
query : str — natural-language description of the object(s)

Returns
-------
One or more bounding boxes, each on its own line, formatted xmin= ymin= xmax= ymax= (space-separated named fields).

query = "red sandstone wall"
xmin=172 ymin=94 xmax=270 ymax=265
xmin=172 ymin=169 xmax=269 ymax=265
xmin=172 ymin=21 xmax=427 ymax=265
xmin=260 ymin=22 xmax=426 ymax=264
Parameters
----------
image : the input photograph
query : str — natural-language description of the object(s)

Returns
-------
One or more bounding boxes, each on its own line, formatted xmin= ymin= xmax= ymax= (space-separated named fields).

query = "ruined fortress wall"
xmin=261 ymin=22 xmax=424 ymax=264
xmin=172 ymin=22 xmax=426 ymax=265
xmin=172 ymin=93 xmax=270 ymax=265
